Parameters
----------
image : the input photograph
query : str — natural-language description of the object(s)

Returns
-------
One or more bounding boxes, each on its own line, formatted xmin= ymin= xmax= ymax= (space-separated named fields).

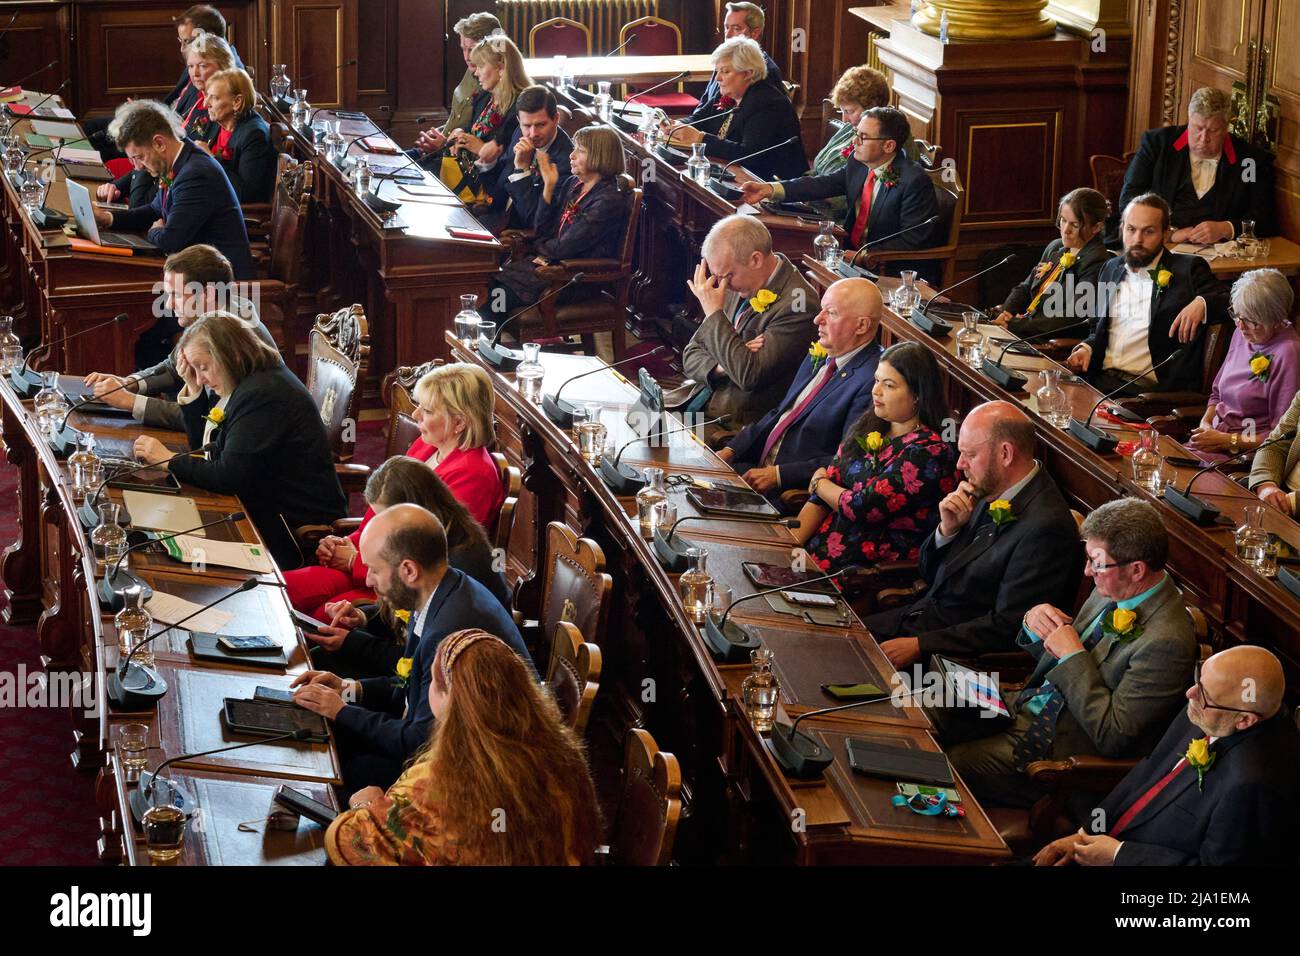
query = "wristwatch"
xmin=1230 ymin=433 xmax=1240 ymax=453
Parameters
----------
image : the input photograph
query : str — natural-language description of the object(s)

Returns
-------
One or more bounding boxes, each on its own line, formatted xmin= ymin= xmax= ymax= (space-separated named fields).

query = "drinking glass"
xmin=119 ymin=723 xmax=149 ymax=776
xmin=20 ymin=179 xmax=42 ymax=214
xmin=142 ymin=805 xmax=187 ymax=864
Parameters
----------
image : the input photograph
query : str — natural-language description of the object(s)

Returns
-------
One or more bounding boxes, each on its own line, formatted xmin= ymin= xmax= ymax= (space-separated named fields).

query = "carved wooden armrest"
xmin=1026 ymin=754 xmax=1139 ymax=791
xmin=557 ymin=257 xmax=625 ymax=282
xmin=332 ymin=517 xmax=363 ymax=536
xmin=335 ymin=462 xmax=371 ymax=497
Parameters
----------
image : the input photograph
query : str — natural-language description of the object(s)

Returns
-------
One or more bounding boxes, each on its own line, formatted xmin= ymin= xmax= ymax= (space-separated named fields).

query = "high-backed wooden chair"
xmin=243 ymin=123 xmax=292 ymax=244
xmin=1089 ymin=151 xmax=1135 ymax=215
xmin=250 ymin=154 xmax=313 ymax=354
xmin=305 ymin=304 xmax=370 ymax=494
xmin=865 ymin=164 xmax=964 ymax=289
xmin=489 ymin=451 xmax=521 ymax=554
xmin=529 ymin=16 xmax=591 ymax=58
xmin=598 ymin=729 xmax=682 ymax=866
xmin=619 ymin=17 xmax=697 ymax=113
xmin=514 ymin=521 xmax=612 ymax=672
xmin=545 ymin=620 xmax=601 ymax=734
xmin=499 ymin=174 xmax=641 ymax=358
xmin=1115 ymin=318 xmax=1234 ymax=422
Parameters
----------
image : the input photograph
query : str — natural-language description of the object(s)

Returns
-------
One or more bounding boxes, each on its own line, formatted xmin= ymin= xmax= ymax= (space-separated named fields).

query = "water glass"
xmin=142 ymin=804 xmax=187 ymax=864
xmin=20 ymin=179 xmax=42 ymax=214
xmin=0 ymin=345 xmax=22 ymax=374
xmin=119 ymin=723 xmax=149 ymax=776
xmin=475 ymin=321 xmax=496 ymax=351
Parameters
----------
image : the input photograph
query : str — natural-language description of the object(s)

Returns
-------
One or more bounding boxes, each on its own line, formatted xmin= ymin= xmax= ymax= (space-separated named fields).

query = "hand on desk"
xmin=131 ymin=435 xmax=170 ymax=465
xmin=880 ymin=637 xmax=921 ymax=668
xmin=96 ymin=182 xmax=122 ymax=203
xmin=687 ymin=258 xmax=730 ymax=316
xmin=92 ymin=205 xmax=113 ymax=228
xmin=664 ymin=122 xmax=702 ymax=146
xmin=742 ymin=465 xmax=780 ymax=494
xmin=92 ymin=382 xmax=137 ymax=411
xmin=1171 ymin=221 xmax=1233 ymax=245
xmin=84 ymin=371 xmax=132 ymax=392
xmin=991 ymin=311 xmax=1014 ymax=328
xmin=293 ymin=682 xmax=348 ymax=720
xmin=739 ymin=181 xmax=774 ymax=205
xmin=1257 ymin=482 xmax=1293 ymax=515
xmin=716 ymin=446 xmax=735 ymax=464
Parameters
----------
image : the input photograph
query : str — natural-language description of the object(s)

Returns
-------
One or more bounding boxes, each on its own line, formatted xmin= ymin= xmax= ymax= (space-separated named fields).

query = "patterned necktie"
xmin=1010 ymin=601 xmax=1120 ymax=771
xmin=850 ymin=169 xmax=877 ymax=247
xmin=759 ymin=357 xmax=837 ymax=465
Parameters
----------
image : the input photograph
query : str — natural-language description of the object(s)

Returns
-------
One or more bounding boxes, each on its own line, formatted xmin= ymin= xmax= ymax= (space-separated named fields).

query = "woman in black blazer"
xmin=198 ymin=68 xmax=276 ymax=203
xmin=491 ymin=124 xmax=631 ymax=312
xmin=664 ymin=36 xmax=806 ymax=181
xmin=131 ymin=312 xmax=347 ymax=570
xmin=993 ymin=188 xmax=1112 ymax=340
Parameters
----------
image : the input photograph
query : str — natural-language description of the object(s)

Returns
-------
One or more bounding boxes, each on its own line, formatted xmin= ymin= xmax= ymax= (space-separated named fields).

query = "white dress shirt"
xmin=1102 ymin=258 xmax=1160 ymax=380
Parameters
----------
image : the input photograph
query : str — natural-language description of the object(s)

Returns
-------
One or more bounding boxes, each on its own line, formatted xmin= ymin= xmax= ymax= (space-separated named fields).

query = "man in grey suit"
xmin=681 ymin=216 xmax=819 ymax=445
xmin=81 ymin=244 xmax=276 ymax=431
xmin=931 ymin=498 xmax=1198 ymax=809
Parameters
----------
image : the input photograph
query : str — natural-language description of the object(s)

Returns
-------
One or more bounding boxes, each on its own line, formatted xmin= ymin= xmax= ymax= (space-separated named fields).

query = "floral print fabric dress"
xmin=325 ymin=759 xmax=469 ymax=866
xmin=805 ymin=426 xmax=957 ymax=570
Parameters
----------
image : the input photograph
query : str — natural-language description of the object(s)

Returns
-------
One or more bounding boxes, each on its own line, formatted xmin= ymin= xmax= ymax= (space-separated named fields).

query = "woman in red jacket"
xmin=285 ymin=362 xmax=504 ymax=617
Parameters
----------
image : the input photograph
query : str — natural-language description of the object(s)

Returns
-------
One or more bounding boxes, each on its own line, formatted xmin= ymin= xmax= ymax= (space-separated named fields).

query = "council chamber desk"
xmin=0 ymin=374 xmax=340 ymax=866
xmin=447 ymin=331 xmax=1008 ymax=865
xmin=800 ymin=256 xmax=1300 ymax=692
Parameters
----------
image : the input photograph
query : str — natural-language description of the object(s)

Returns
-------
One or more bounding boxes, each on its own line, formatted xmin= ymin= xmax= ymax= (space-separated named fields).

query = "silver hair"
xmin=1188 ymin=87 xmax=1231 ymax=123
xmin=1231 ymin=268 xmax=1294 ymax=330
xmin=711 ymin=36 xmax=768 ymax=81
xmin=701 ymin=214 xmax=773 ymax=263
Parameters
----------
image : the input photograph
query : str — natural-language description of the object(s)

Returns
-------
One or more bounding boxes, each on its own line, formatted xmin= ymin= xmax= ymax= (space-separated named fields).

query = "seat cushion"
xmin=632 ymin=92 xmax=699 ymax=113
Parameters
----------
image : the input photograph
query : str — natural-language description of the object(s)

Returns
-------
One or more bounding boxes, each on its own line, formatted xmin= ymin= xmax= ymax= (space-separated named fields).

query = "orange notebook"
xmin=67 ymin=236 xmax=134 ymax=257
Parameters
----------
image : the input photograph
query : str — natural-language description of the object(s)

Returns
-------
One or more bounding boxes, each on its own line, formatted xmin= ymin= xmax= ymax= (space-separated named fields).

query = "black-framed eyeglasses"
xmin=1228 ymin=307 xmax=1265 ymax=330
xmin=852 ymin=133 xmax=891 ymax=145
xmin=1193 ymin=660 xmax=1259 ymax=715
xmin=1089 ymin=558 xmax=1136 ymax=573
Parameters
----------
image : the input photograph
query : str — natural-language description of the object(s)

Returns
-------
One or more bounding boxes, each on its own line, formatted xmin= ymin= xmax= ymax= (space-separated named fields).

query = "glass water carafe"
xmin=453 ymin=294 xmax=481 ymax=345
xmin=1236 ymin=504 xmax=1276 ymax=577
xmin=68 ymin=431 xmax=102 ymax=501
xmin=91 ymin=501 xmax=129 ymax=574
xmin=892 ymin=269 xmax=920 ymax=311
xmin=955 ymin=312 xmax=985 ymax=368
xmin=687 ymin=142 xmax=710 ymax=185
xmin=290 ymin=89 xmax=311 ymax=129
xmin=813 ymin=220 xmax=841 ymax=268
xmin=33 ymin=370 xmax=68 ymax=438
xmin=1130 ymin=428 xmax=1166 ymax=495
xmin=114 ymin=584 xmax=154 ymax=669
xmin=678 ymin=547 xmax=714 ymax=625
xmin=636 ymin=467 xmax=676 ymax=539
xmin=269 ymin=64 xmax=291 ymax=103
xmin=1035 ymin=368 xmax=1072 ymax=428
xmin=515 ymin=342 xmax=544 ymax=403
xmin=742 ymin=648 xmax=780 ymax=732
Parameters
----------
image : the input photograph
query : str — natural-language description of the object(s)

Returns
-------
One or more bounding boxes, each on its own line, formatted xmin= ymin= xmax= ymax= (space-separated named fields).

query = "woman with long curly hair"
xmin=325 ymin=629 xmax=602 ymax=865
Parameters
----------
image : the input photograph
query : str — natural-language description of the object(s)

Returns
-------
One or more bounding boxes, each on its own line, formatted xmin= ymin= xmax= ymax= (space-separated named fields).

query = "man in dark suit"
xmin=293 ymin=504 xmax=533 ymax=794
xmin=864 ymin=401 xmax=1083 ymax=668
xmin=489 ymin=85 xmax=573 ymax=234
xmin=740 ymin=107 xmax=941 ymax=285
xmin=932 ymin=499 xmax=1197 ymax=809
xmin=689 ymin=1 xmax=785 ymax=131
xmin=1110 ymin=86 xmax=1275 ymax=248
xmin=681 ymin=215 xmax=819 ymax=443
xmin=1066 ymin=193 xmax=1228 ymax=395
xmin=92 ymin=100 xmax=255 ymax=280
xmin=1035 ymin=646 xmax=1300 ymax=866
xmin=719 ymin=277 xmax=881 ymax=509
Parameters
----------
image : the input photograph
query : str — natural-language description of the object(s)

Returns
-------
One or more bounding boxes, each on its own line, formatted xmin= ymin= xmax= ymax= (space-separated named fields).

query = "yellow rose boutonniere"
xmin=750 ymin=288 xmax=778 ymax=313
xmin=809 ymin=340 xmax=829 ymax=369
xmin=988 ymin=499 xmax=1016 ymax=528
xmin=394 ymin=609 xmax=411 ymax=624
xmin=395 ymin=656 xmax=414 ymax=687
xmin=1150 ymin=267 xmax=1173 ymax=295
xmin=856 ymin=430 xmax=885 ymax=461
xmin=1058 ymin=250 xmax=1077 ymax=269
xmin=1185 ymin=736 xmax=1216 ymax=792
xmin=1249 ymin=352 xmax=1271 ymax=382
xmin=1102 ymin=605 xmax=1143 ymax=643
xmin=205 ymin=407 xmax=225 ymax=428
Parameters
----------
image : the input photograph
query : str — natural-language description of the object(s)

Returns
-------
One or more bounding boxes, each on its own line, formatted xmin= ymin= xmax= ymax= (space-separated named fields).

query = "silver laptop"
xmin=64 ymin=178 xmax=158 ymax=251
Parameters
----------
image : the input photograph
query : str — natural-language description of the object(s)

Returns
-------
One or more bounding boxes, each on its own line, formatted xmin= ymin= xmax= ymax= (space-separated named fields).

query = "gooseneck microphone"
xmin=699 ymin=136 xmax=801 ymax=201
xmin=1066 ymin=350 xmax=1183 ymax=453
xmin=294 ymin=57 xmax=358 ymax=90
xmin=3 ymin=59 xmax=59 ymax=100
xmin=542 ymin=346 xmax=666 ymax=427
xmin=618 ymin=70 xmax=689 ymax=117
xmin=652 ymin=510 xmax=800 ymax=572
xmin=109 ymin=577 xmax=260 ymax=711
xmin=12 ymin=312 xmax=128 ymax=396
xmin=702 ymin=568 xmax=863 ymax=661
xmin=568 ymin=34 xmax=640 ymax=91
xmin=79 ymin=443 xmax=216 ymax=528
xmin=978 ymin=318 xmax=1091 ymax=392
xmin=16 ymin=77 xmax=70 ymax=119
xmin=847 ymin=215 xmax=940 ymax=267
xmin=99 ymin=510 xmax=246 ymax=610
xmin=133 ymin=727 xmax=314 ymax=822
xmin=1163 ymin=428 xmax=1295 ymax=525
xmin=909 ymin=255 xmax=1016 ymax=336
xmin=479 ymin=273 xmax=587 ymax=371
xmin=772 ymin=689 xmax=897 ymax=778
xmin=47 ymin=376 xmax=137 ymax=457
xmin=601 ymin=414 xmax=725 ymax=495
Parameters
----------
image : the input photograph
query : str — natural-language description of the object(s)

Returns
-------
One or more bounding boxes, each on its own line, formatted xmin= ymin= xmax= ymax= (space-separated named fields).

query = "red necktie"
xmin=1109 ymin=753 xmax=1193 ymax=836
xmin=850 ymin=170 xmax=876 ymax=247
xmin=760 ymin=357 xmax=837 ymax=464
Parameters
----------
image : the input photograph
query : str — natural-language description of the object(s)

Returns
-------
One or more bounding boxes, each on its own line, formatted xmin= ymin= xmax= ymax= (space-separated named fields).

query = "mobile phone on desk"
xmin=217 ymin=634 xmax=280 ymax=654
xmin=254 ymin=686 xmax=296 ymax=706
xmin=821 ymin=682 xmax=887 ymax=701
xmin=273 ymin=785 xmax=338 ymax=826
xmin=782 ymin=589 xmax=838 ymax=607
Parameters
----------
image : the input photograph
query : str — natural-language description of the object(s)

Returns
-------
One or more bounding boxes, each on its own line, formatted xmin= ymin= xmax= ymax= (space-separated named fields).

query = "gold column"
xmin=912 ymin=0 xmax=1057 ymax=41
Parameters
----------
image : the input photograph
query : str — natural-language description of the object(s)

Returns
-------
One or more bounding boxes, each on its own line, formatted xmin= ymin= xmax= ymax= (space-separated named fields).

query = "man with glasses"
xmin=1035 ymin=644 xmax=1300 ymax=865
xmin=863 ymin=401 xmax=1081 ymax=668
xmin=740 ymin=106 xmax=941 ymax=284
xmin=718 ymin=277 xmax=881 ymax=509
xmin=930 ymin=498 xmax=1196 ymax=810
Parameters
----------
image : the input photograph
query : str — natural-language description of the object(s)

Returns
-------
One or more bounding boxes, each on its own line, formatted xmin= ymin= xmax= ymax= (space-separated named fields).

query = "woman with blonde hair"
xmin=445 ymin=33 xmax=532 ymax=171
xmin=130 ymin=312 xmax=346 ymax=569
xmin=196 ymin=67 xmax=275 ymax=202
xmin=326 ymin=628 xmax=602 ymax=865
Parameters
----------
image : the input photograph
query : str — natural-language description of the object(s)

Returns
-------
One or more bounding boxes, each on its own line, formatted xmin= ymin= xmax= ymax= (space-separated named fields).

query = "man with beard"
xmin=1066 ymin=193 xmax=1228 ymax=394
xmin=292 ymin=504 xmax=532 ymax=795
xmin=862 ymin=401 xmax=1082 ymax=669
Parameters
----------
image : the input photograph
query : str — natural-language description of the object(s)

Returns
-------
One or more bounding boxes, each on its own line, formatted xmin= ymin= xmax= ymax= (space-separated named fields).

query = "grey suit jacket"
xmin=680 ymin=254 xmax=819 ymax=435
xmin=1017 ymin=575 xmax=1197 ymax=760
xmin=1248 ymin=387 xmax=1300 ymax=492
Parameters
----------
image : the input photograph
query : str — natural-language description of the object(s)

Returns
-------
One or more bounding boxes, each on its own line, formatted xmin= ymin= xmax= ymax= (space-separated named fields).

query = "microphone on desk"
xmin=700 ymin=137 xmax=801 ymax=200
xmin=977 ymin=318 xmax=1091 ymax=392
xmin=479 ymin=273 xmax=587 ymax=371
xmin=1066 ymin=349 xmax=1185 ymax=453
xmin=99 ymin=511 xmax=246 ymax=611
xmin=47 ymin=375 xmax=137 ymax=457
xmin=294 ymin=57 xmax=358 ymax=91
xmin=652 ymin=510 xmax=799 ymax=573
xmin=79 ymin=443 xmax=216 ymax=529
xmin=601 ymin=415 xmax=725 ymax=495
xmin=11 ymin=312 xmax=128 ymax=397
xmin=542 ymin=346 xmax=666 ymax=427
xmin=617 ymin=71 xmax=689 ymax=118
xmin=1162 ymin=429 xmax=1294 ymax=525
xmin=3 ymin=59 xmax=59 ymax=103
xmin=771 ymin=684 xmax=898 ymax=779
xmin=702 ymin=568 xmax=864 ymax=663
xmin=9 ymin=76 xmax=70 ymax=121
xmin=721 ymin=136 xmax=800 ymax=175
xmin=108 ymin=576 xmax=260 ymax=711
xmin=568 ymin=34 xmax=640 ymax=91
xmin=132 ymin=726 xmax=315 ymax=824
xmin=840 ymin=214 xmax=941 ymax=275
xmin=30 ymin=133 xmax=71 ymax=229
xmin=909 ymin=255 xmax=1016 ymax=337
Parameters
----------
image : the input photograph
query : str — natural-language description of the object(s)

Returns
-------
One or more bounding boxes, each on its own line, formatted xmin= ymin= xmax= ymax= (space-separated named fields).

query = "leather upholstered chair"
xmin=513 ymin=521 xmax=612 ymax=673
xmin=597 ymin=728 xmax=682 ymax=866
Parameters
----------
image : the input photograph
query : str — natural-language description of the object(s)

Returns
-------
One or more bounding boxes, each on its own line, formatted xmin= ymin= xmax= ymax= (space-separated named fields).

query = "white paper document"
xmin=162 ymin=534 xmax=275 ymax=574
xmin=144 ymin=591 xmax=234 ymax=633
xmin=121 ymin=491 xmax=205 ymax=535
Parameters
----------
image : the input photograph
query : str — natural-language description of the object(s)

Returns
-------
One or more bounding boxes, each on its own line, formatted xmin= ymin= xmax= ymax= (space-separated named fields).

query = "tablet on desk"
xmin=222 ymin=699 xmax=330 ymax=742
xmin=685 ymin=484 xmax=778 ymax=517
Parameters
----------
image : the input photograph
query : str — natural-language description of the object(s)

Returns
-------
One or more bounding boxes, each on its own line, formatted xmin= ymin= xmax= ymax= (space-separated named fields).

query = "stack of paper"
xmin=161 ymin=535 xmax=275 ymax=574
xmin=144 ymin=591 xmax=235 ymax=633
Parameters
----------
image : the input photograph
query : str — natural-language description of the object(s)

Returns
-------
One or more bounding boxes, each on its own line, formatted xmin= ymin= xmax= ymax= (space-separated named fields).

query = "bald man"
xmin=292 ymin=503 xmax=532 ymax=793
xmin=681 ymin=215 xmax=819 ymax=442
xmin=864 ymin=401 xmax=1082 ymax=668
xmin=719 ymin=277 xmax=882 ymax=508
xmin=1036 ymin=646 xmax=1300 ymax=866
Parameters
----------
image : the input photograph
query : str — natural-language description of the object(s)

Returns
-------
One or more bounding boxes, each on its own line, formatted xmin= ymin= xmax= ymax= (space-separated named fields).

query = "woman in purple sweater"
xmin=1189 ymin=268 xmax=1300 ymax=462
